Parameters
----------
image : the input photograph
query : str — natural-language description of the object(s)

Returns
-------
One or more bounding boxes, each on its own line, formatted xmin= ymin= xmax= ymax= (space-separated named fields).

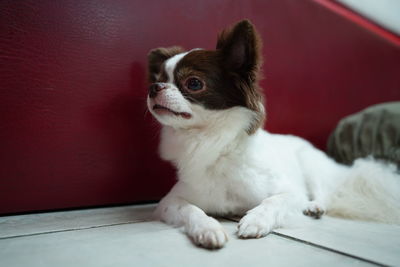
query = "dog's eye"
xmin=185 ymin=78 xmax=203 ymax=91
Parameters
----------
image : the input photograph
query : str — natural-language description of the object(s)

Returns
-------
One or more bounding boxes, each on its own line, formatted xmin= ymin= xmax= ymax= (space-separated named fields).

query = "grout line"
xmin=0 ymin=220 xmax=153 ymax=240
xmin=271 ymin=232 xmax=388 ymax=267
xmin=222 ymin=217 xmax=387 ymax=267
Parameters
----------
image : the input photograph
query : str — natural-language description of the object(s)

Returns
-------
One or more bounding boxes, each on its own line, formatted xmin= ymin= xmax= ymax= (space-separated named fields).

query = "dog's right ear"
xmin=147 ymin=46 xmax=184 ymax=82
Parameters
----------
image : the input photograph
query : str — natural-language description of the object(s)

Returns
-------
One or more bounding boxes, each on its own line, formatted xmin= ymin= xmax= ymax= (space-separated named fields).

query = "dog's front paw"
xmin=186 ymin=217 xmax=228 ymax=249
xmin=303 ymin=201 xmax=325 ymax=219
xmin=237 ymin=207 xmax=274 ymax=239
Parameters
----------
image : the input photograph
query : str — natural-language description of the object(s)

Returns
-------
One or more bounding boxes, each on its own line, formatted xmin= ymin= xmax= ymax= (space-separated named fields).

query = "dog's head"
xmin=146 ymin=20 xmax=265 ymax=134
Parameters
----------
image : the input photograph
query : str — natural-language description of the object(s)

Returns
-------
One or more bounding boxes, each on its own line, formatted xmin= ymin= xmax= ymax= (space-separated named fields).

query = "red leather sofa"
xmin=1 ymin=0 xmax=399 ymax=214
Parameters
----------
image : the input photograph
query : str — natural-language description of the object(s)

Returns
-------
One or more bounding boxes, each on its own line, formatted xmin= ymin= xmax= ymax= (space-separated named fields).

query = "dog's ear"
xmin=147 ymin=46 xmax=184 ymax=82
xmin=217 ymin=20 xmax=265 ymax=135
xmin=216 ymin=20 xmax=262 ymax=81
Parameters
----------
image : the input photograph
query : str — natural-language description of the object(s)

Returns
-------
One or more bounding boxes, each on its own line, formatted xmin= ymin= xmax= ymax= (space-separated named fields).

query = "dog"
xmin=146 ymin=20 xmax=400 ymax=249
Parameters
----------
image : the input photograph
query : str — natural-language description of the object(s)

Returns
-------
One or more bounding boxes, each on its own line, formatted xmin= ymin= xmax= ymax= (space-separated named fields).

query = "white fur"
xmin=148 ymin=52 xmax=400 ymax=249
xmin=165 ymin=52 xmax=189 ymax=83
xmin=328 ymin=158 xmax=400 ymax=223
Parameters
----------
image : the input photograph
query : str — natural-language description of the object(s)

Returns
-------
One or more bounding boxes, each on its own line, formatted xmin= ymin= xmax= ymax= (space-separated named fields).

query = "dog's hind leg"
xmin=297 ymin=145 xmax=350 ymax=219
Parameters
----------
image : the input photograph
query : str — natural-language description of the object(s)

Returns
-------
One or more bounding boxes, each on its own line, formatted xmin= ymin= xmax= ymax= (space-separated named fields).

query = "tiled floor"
xmin=1 ymin=204 xmax=399 ymax=267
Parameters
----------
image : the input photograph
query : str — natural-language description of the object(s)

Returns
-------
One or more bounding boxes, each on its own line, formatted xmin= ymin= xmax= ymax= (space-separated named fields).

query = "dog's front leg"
xmin=237 ymin=193 xmax=303 ymax=238
xmin=154 ymin=194 xmax=228 ymax=249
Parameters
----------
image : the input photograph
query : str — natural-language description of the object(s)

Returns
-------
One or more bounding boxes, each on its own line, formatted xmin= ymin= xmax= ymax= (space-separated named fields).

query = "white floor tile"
xmin=0 ymin=221 xmax=372 ymax=267
xmin=275 ymin=216 xmax=400 ymax=266
xmin=0 ymin=204 xmax=155 ymax=238
xmin=1 ymin=204 xmax=397 ymax=266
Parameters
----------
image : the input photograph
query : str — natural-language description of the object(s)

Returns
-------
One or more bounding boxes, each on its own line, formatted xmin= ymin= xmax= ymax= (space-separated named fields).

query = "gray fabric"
xmin=327 ymin=102 xmax=400 ymax=166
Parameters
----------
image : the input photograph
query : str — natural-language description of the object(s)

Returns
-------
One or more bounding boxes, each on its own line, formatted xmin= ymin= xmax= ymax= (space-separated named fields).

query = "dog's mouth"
xmin=152 ymin=104 xmax=192 ymax=119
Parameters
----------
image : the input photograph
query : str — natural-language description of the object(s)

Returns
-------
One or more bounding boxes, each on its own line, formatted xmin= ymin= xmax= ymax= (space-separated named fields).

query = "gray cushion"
xmin=327 ymin=102 xmax=400 ymax=167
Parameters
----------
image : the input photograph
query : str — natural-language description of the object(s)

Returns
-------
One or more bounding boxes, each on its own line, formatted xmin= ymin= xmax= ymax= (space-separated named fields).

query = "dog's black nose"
xmin=149 ymin=83 xmax=167 ymax=98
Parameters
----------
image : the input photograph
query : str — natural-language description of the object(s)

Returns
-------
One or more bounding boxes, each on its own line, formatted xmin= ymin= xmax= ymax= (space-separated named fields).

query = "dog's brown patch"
xmin=147 ymin=46 xmax=184 ymax=83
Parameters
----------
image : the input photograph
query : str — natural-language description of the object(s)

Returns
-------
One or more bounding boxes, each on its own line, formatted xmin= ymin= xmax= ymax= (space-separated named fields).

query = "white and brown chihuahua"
xmin=146 ymin=20 xmax=400 ymax=249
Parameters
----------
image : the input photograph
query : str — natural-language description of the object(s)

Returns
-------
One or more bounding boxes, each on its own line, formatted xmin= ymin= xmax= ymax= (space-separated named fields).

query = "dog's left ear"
xmin=217 ymin=20 xmax=265 ymax=135
xmin=216 ymin=20 xmax=262 ymax=81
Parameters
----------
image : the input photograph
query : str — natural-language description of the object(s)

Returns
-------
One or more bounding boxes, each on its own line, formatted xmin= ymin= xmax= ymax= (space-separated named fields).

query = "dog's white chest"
xmin=180 ymin=154 xmax=279 ymax=215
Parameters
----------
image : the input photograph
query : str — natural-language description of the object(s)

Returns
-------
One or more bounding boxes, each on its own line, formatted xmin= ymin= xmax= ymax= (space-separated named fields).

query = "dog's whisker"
xmin=143 ymin=108 xmax=149 ymax=118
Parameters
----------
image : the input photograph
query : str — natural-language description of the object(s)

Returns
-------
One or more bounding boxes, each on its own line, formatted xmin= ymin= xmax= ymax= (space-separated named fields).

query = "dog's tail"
xmin=327 ymin=158 xmax=400 ymax=224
